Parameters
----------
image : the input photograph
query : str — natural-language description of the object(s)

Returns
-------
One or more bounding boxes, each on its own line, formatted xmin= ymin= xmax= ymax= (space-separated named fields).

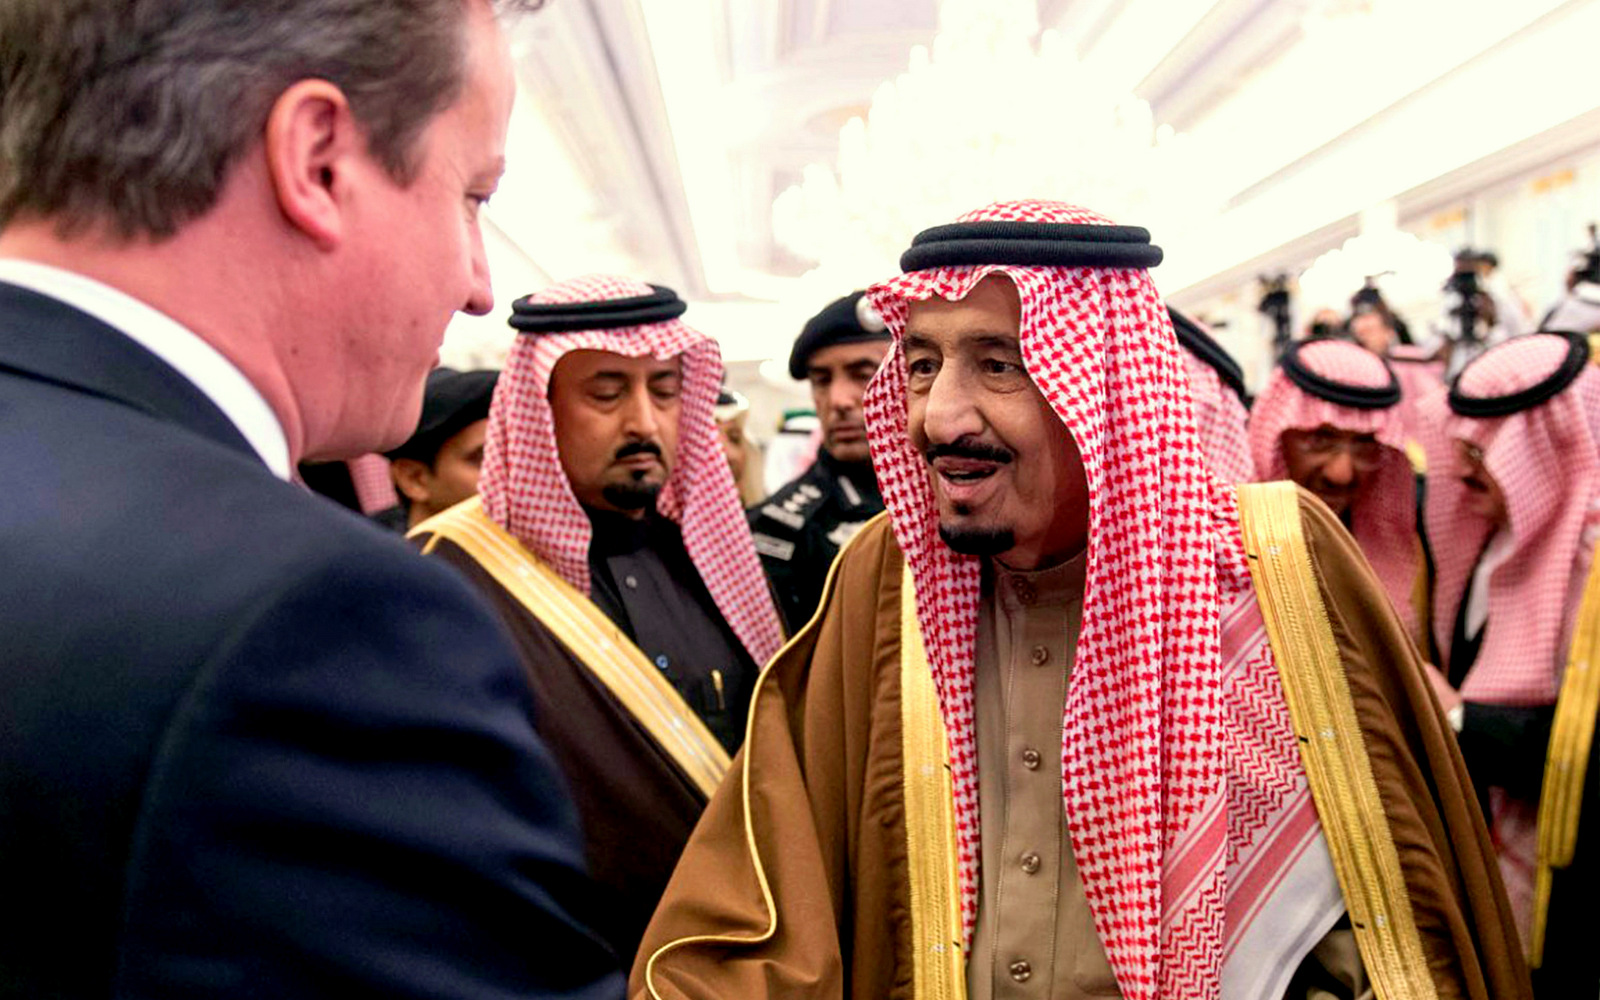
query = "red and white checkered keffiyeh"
xmin=1180 ymin=347 xmax=1255 ymax=484
xmin=865 ymin=201 xmax=1326 ymax=1000
xmin=1248 ymin=340 xmax=1419 ymax=639
xmin=476 ymin=274 xmax=785 ymax=667
xmin=1421 ymin=333 xmax=1600 ymax=705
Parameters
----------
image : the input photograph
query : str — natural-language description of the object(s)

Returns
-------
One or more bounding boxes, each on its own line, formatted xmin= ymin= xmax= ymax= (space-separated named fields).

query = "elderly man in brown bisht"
xmin=632 ymin=201 xmax=1527 ymax=1000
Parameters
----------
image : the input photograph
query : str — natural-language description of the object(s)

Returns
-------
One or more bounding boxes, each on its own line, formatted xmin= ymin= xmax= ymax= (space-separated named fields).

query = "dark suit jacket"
xmin=0 ymin=282 xmax=623 ymax=999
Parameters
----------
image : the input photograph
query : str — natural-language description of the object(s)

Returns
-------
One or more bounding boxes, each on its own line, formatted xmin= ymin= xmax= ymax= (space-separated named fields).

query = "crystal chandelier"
xmin=771 ymin=0 xmax=1222 ymax=297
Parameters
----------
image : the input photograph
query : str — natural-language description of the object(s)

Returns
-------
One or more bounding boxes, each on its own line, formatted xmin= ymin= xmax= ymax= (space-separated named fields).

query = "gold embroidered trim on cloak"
xmin=1237 ymin=482 xmax=1440 ymax=1000
xmin=411 ymin=497 xmax=729 ymax=798
xmin=1531 ymin=538 xmax=1600 ymax=966
xmin=900 ymin=564 xmax=967 ymax=1000
xmin=640 ymin=513 xmax=884 ymax=1000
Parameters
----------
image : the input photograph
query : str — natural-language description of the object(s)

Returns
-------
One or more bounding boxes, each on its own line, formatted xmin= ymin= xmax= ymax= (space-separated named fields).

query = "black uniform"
xmin=748 ymin=449 xmax=884 ymax=633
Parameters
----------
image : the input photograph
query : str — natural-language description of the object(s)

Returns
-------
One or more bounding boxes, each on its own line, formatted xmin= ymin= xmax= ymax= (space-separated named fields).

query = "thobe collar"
xmin=585 ymin=504 xmax=669 ymax=556
xmin=989 ymin=548 xmax=1088 ymax=614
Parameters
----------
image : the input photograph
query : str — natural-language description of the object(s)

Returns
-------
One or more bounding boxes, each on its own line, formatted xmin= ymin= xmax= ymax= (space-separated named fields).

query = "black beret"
xmin=787 ymin=291 xmax=890 ymax=380
xmin=385 ymin=367 xmax=499 ymax=464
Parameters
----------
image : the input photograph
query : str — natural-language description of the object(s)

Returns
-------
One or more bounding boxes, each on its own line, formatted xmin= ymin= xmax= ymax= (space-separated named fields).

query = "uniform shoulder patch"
xmin=759 ymin=503 xmax=806 ymax=531
xmin=752 ymin=533 xmax=796 ymax=561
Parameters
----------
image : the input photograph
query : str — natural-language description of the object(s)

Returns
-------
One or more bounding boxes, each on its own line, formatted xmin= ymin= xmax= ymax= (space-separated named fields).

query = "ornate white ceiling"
xmin=442 ymin=0 xmax=1600 ymax=367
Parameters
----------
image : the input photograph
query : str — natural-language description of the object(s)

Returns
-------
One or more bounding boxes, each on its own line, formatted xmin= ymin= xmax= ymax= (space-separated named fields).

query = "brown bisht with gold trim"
xmin=413 ymin=498 xmax=729 ymax=964
xmin=633 ymin=495 xmax=1525 ymax=1000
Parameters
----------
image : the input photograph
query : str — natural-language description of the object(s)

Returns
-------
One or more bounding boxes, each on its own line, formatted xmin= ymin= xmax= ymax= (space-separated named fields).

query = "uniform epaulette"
xmin=754 ymin=478 xmax=826 ymax=534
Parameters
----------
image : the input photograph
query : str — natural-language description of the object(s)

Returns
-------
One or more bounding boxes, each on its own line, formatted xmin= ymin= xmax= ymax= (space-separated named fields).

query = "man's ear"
xmin=391 ymin=457 xmax=435 ymax=505
xmin=263 ymin=79 xmax=360 ymax=251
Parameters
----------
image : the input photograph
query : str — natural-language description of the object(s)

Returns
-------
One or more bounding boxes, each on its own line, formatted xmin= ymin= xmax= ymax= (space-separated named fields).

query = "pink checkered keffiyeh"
xmin=865 ymin=201 xmax=1323 ymax=1000
xmin=1180 ymin=347 xmax=1254 ymax=484
xmin=346 ymin=453 xmax=399 ymax=514
xmin=1387 ymin=344 xmax=1447 ymax=449
xmin=476 ymin=274 xmax=785 ymax=667
xmin=1421 ymin=333 xmax=1600 ymax=704
xmin=1248 ymin=340 xmax=1420 ymax=639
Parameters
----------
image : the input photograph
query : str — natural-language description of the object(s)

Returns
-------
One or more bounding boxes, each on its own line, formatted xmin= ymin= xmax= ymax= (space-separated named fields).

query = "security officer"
xmin=750 ymin=291 xmax=890 ymax=632
xmin=374 ymin=367 xmax=499 ymax=531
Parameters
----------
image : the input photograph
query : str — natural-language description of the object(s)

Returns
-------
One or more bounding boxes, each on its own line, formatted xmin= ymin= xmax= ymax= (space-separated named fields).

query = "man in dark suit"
xmin=0 ymin=1 xmax=621 ymax=997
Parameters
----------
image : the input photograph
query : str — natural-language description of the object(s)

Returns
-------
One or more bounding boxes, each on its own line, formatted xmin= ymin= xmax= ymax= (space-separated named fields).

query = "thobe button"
xmin=624 ymin=574 xmax=639 ymax=589
xmin=1019 ymin=851 xmax=1041 ymax=874
xmin=1012 ymin=579 xmax=1036 ymax=605
xmin=1021 ymin=748 xmax=1042 ymax=770
xmin=1009 ymin=960 xmax=1032 ymax=983
xmin=654 ymin=654 xmax=670 ymax=670
xmin=1029 ymin=644 xmax=1049 ymax=666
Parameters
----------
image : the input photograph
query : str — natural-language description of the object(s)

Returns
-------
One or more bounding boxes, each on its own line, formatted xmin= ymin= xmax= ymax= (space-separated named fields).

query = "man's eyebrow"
xmin=646 ymin=369 xmax=681 ymax=383
xmin=903 ymin=330 xmax=1019 ymax=352
xmin=969 ymin=332 xmax=1021 ymax=350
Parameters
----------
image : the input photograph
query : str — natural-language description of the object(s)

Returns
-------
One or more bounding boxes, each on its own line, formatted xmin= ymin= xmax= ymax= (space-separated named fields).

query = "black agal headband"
xmin=508 ymin=284 xmax=687 ymax=334
xmin=1279 ymin=339 xmax=1401 ymax=410
xmin=1449 ymin=331 xmax=1591 ymax=418
xmin=899 ymin=221 xmax=1164 ymax=273
xmin=1168 ymin=307 xmax=1248 ymax=404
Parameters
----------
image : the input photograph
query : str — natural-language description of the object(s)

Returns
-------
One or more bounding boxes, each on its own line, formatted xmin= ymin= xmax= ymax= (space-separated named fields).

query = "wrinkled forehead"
xmin=1288 ymin=423 xmax=1381 ymax=441
xmin=902 ymin=273 xmax=1024 ymax=348
xmin=548 ymin=347 xmax=684 ymax=384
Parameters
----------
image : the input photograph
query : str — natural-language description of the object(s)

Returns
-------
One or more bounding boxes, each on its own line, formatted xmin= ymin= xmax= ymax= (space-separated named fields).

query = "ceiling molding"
xmin=1138 ymin=0 xmax=1308 ymax=129
xmin=1168 ymin=106 xmax=1600 ymax=310
xmin=1164 ymin=0 xmax=1600 ymax=301
xmin=506 ymin=1 xmax=705 ymax=293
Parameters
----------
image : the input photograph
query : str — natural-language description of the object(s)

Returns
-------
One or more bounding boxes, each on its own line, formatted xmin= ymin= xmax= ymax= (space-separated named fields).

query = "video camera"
xmin=1443 ymin=250 xmax=1488 ymax=343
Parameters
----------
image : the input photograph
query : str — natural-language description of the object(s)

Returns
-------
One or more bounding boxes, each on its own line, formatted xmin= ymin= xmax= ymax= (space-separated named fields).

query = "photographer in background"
xmin=1431 ymin=249 xmax=1529 ymax=378
xmin=1542 ymin=226 xmax=1600 ymax=334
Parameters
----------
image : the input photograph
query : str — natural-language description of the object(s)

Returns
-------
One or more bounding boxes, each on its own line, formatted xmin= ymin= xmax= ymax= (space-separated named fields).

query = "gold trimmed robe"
xmin=631 ymin=490 xmax=1527 ymax=999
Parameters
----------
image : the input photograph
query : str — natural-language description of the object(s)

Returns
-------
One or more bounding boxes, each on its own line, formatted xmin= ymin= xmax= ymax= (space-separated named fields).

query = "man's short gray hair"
xmin=0 ymin=0 xmax=541 ymax=239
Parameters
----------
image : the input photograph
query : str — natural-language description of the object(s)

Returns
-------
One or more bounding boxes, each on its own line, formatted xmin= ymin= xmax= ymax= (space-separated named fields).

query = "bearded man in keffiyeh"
xmin=1418 ymin=331 xmax=1600 ymax=994
xmin=409 ymin=274 xmax=784 ymax=964
xmin=1248 ymin=339 xmax=1429 ymax=650
xmin=634 ymin=202 xmax=1526 ymax=1000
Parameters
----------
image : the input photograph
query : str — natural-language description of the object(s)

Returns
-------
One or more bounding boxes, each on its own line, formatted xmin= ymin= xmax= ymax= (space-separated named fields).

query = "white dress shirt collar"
xmin=0 ymin=259 xmax=291 ymax=479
